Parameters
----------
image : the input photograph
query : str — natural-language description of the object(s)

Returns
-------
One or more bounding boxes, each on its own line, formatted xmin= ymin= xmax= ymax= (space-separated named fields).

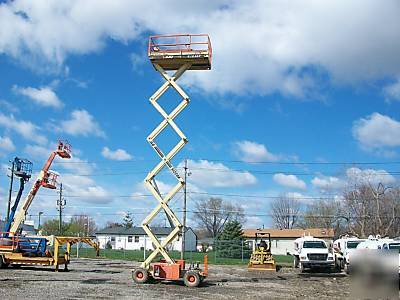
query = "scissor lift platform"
xmin=148 ymin=34 xmax=212 ymax=70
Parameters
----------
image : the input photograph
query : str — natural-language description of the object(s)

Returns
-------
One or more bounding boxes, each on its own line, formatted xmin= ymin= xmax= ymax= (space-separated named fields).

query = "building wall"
xmin=97 ymin=230 xmax=197 ymax=251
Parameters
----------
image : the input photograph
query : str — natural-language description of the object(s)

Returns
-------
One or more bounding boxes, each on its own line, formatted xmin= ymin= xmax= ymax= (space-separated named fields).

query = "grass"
xmin=74 ymin=248 xmax=293 ymax=266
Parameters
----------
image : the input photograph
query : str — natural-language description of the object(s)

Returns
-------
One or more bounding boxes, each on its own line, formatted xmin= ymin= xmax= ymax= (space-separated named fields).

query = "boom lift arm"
xmin=8 ymin=141 xmax=71 ymax=235
xmin=3 ymin=158 xmax=32 ymax=237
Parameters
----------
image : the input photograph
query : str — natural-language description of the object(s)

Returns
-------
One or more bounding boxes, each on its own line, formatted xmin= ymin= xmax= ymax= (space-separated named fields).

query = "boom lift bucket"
xmin=248 ymin=232 xmax=276 ymax=271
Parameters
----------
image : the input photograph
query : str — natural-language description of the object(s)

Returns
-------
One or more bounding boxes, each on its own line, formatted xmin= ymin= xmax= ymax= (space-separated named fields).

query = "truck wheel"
xmin=293 ymin=256 xmax=299 ymax=268
xmin=344 ymin=264 xmax=350 ymax=275
xmin=184 ymin=271 xmax=201 ymax=288
xmin=299 ymin=263 xmax=305 ymax=273
xmin=0 ymin=256 xmax=5 ymax=268
xmin=132 ymin=268 xmax=149 ymax=284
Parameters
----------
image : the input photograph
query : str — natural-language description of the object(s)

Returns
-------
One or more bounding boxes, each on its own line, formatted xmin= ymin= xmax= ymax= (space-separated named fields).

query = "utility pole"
xmin=181 ymin=159 xmax=191 ymax=260
xmin=38 ymin=211 xmax=43 ymax=230
xmin=6 ymin=159 xmax=15 ymax=222
xmin=57 ymin=183 xmax=66 ymax=234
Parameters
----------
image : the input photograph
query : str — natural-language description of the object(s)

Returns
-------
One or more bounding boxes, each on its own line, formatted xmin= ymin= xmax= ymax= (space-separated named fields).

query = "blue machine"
xmin=2 ymin=158 xmax=48 ymax=256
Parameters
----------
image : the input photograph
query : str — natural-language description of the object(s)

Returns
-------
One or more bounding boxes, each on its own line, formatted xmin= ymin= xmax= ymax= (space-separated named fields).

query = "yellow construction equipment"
xmin=248 ymin=232 xmax=276 ymax=271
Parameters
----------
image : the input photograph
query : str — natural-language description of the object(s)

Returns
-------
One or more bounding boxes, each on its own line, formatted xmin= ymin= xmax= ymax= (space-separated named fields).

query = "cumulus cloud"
xmin=13 ymin=85 xmax=63 ymax=108
xmin=352 ymin=113 xmax=400 ymax=154
xmin=0 ymin=1 xmax=399 ymax=97
xmin=383 ymin=77 xmax=400 ymax=101
xmin=180 ymin=159 xmax=257 ymax=188
xmin=101 ymin=147 xmax=132 ymax=161
xmin=273 ymin=173 xmax=306 ymax=190
xmin=61 ymin=174 xmax=112 ymax=204
xmin=0 ymin=113 xmax=47 ymax=144
xmin=234 ymin=140 xmax=280 ymax=162
xmin=311 ymin=175 xmax=344 ymax=191
xmin=0 ymin=136 xmax=15 ymax=152
xmin=346 ymin=167 xmax=396 ymax=186
xmin=60 ymin=109 xmax=105 ymax=138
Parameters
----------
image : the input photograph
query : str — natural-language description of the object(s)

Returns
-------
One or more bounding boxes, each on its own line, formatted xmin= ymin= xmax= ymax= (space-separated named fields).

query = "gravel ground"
xmin=0 ymin=258 xmax=352 ymax=299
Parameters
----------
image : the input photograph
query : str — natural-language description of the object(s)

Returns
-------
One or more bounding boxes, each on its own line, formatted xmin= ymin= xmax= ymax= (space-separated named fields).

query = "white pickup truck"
xmin=333 ymin=236 xmax=365 ymax=273
xmin=293 ymin=236 xmax=334 ymax=272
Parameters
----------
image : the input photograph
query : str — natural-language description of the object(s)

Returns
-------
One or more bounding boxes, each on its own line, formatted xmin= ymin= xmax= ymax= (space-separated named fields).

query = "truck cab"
xmin=333 ymin=236 xmax=365 ymax=273
xmin=293 ymin=236 xmax=334 ymax=272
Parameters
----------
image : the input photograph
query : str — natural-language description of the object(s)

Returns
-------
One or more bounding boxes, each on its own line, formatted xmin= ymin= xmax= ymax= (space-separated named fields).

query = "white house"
xmin=243 ymin=228 xmax=335 ymax=255
xmin=96 ymin=226 xmax=197 ymax=251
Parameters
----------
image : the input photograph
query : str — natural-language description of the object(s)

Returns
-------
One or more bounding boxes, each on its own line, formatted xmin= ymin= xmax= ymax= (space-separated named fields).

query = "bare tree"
xmin=271 ymin=195 xmax=301 ymax=229
xmin=343 ymin=183 xmax=400 ymax=237
xmin=300 ymin=198 xmax=347 ymax=236
xmin=194 ymin=197 xmax=245 ymax=238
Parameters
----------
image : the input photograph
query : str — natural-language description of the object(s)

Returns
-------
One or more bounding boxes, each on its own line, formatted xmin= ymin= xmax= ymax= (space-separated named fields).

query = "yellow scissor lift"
xmin=132 ymin=34 xmax=211 ymax=287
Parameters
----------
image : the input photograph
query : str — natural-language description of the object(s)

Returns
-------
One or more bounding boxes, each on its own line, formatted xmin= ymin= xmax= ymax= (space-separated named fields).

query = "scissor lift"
xmin=132 ymin=34 xmax=211 ymax=287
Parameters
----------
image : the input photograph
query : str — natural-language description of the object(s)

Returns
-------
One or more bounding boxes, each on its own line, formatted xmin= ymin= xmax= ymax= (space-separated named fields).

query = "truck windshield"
xmin=389 ymin=243 xmax=400 ymax=253
xmin=347 ymin=241 xmax=362 ymax=249
xmin=303 ymin=241 xmax=326 ymax=248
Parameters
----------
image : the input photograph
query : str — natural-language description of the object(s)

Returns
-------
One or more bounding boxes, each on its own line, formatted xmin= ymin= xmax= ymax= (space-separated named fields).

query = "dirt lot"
xmin=0 ymin=258 xmax=351 ymax=299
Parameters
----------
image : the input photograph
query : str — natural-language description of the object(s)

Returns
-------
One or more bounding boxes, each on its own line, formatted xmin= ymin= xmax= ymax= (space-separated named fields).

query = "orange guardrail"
xmin=148 ymin=33 xmax=212 ymax=63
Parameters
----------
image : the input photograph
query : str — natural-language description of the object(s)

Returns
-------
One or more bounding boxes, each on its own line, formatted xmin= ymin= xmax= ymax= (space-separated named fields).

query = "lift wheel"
xmin=132 ymin=268 xmax=149 ymax=284
xmin=184 ymin=271 xmax=201 ymax=288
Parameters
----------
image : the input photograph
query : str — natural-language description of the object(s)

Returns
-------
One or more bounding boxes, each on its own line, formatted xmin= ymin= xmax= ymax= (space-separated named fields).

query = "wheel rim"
xmin=188 ymin=275 xmax=196 ymax=283
xmin=137 ymin=272 xmax=144 ymax=279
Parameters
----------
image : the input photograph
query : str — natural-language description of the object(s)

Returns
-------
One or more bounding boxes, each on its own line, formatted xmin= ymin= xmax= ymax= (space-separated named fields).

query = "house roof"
xmin=96 ymin=226 xmax=194 ymax=236
xmin=243 ymin=228 xmax=334 ymax=239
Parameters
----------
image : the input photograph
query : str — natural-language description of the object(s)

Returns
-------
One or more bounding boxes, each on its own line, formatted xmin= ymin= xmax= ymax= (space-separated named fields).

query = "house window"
xmin=111 ymin=237 xmax=115 ymax=242
xmin=128 ymin=236 xmax=133 ymax=243
xmin=135 ymin=236 xmax=139 ymax=243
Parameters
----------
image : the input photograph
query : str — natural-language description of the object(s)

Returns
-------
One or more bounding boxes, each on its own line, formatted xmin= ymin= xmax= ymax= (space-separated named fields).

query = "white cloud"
xmin=383 ymin=77 xmax=400 ymax=101
xmin=0 ymin=136 xmax=15 ymax=152
xmin=60 ymin=109 xmax=105 ymax=138
xmin=273 ymin=173 xmax=306 ymax=190
xmin=13 ymin=85 xmax=63 ymax=108
xmin=346 ymin=167 xmax=396 ymax=186
xmin=181 ymin=159 xmax=257 ymax=188
xmin=61 ymin=156 xmax=95 ymax=175
xmin=0 ymin=99 xmax=19 ymax=113
xmin=24 ymin=144 xmax=50 ymax=158
xmin=234 ymin=140 xmax=280 ymax=162
xmin=101 ymin=147 xmax=132 ymax=161
xmin=352 ymin=113 xmax=400 ymax=152
xmin=61 ymin=174 xmax=112 ymax=204
xmin=311 ymin=176 xmax=344 ymax=190
xmin=0 ymin=113 xmax=47 ymax=144
xmin=0 ymin=1 xmax=399 ymax=97
xmin=132 ymin=180 xmax=174 ymax=198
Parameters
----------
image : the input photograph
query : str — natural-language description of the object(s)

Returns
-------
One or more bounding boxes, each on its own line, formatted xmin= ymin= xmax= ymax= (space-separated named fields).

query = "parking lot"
xmin=0 ymin=258 xmax=353 ymax=299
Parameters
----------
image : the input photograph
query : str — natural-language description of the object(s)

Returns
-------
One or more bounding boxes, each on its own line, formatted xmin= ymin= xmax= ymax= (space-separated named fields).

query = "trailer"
xmin=0 ymin=235 xmax=99 ymax=271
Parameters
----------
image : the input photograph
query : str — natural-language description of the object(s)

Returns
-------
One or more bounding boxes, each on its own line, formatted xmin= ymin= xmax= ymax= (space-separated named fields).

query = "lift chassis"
xmin=132 ymin=34 xmax=212 ymax=287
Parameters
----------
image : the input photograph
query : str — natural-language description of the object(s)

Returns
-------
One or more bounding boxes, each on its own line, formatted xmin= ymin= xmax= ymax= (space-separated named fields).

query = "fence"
xmin=73 ymin=239 xmax=256 ymax=265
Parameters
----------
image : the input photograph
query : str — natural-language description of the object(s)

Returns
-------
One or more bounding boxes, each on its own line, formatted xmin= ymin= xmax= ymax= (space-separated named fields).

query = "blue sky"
xmin=0 ymin=1 xmax=399 ymax=229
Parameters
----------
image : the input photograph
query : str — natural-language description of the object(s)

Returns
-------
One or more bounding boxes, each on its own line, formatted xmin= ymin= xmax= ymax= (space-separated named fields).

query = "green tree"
xmin=66 ymin=215 xmax=97 ymax=236
xmin=217 ymin=220 xmax=245 ymax=258
xmin=123 ymin=212 xmax=134 ymax=229
xmin=41 ymin=219 xmax=69 ymax=235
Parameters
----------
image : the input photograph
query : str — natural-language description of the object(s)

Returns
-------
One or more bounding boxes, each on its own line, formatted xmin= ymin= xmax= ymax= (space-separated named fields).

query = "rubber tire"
xmin=344 ymin=263 xmax=350 ymax=275
xmin=132 ymin=268 xmax=149 ymax=284
xmin=299 ymin=263 xmax=305 ymax=273
xmin=0 ymin=256 xmax=5 ymax=269
xmin=184 ymin=271 xmax=201 ymax=288
xmin=293 ymin=256 xmax=299 ymax=268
